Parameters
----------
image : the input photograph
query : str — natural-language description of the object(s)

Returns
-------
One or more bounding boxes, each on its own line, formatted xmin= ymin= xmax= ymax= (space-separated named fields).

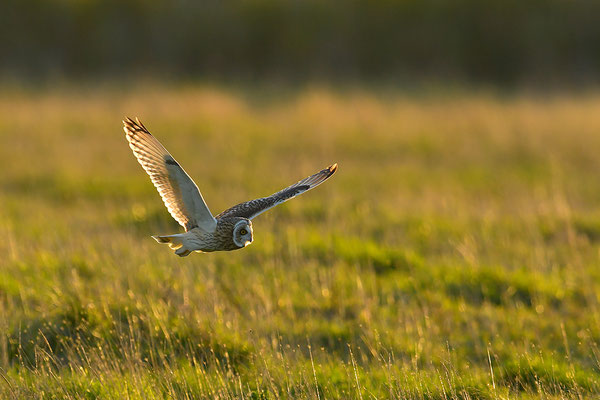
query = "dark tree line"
xmin=2 ymin=0 xmax=600 ymax=85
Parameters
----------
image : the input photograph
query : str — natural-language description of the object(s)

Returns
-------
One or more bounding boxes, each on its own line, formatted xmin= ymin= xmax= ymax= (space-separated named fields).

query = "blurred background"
xmin=3 ymin=1 xmax=600 ymax=399
xmin=2 ymin=0 xmax=600 ymax=87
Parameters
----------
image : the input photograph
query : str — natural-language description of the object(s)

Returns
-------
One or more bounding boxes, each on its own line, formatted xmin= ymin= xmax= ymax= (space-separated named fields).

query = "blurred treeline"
xmin=2 ymin=0 xmax=600 ymax=85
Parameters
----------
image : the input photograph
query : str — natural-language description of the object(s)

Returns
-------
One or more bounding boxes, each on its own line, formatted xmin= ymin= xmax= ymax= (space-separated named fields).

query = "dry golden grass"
xmin=1 ymin=83 xmax=600 ymax=398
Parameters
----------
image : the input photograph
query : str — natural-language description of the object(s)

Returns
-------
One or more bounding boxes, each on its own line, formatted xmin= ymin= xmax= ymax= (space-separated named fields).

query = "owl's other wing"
xmin=124 ymin=117 xmax=217 ymax=232
xmin=217 ymin=164 xmax=337 ymax=220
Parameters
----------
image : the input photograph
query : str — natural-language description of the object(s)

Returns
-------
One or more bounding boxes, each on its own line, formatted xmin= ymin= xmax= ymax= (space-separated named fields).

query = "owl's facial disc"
xmin=233 ymin=220 xmax=253 ymax=248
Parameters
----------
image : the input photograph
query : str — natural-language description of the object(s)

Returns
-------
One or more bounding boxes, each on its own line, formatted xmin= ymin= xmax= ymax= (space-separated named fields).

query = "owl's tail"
xmin=152 ymin=234 xmax=192 ymax=257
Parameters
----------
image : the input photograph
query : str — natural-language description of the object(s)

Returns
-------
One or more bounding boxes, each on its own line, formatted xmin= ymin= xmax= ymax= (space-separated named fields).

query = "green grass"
xmin=2 ymin=84 xmax=600 ymax=398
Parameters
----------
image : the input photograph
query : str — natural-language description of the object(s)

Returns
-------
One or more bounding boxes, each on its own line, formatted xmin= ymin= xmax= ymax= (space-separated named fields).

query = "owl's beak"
xmin=244 ymin=240 xmax=251 ymax=247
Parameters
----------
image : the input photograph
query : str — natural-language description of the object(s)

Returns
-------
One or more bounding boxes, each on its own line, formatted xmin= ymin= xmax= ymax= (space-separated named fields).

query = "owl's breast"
xmin=185 ymin=219 xmax=247 ymax=252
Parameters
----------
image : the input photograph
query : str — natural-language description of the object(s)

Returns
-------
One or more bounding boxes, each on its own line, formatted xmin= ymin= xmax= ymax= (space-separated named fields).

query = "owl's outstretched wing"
xmin=124 ymin=117 xmax=218 ymax=232
xmin=217 ymin=164 xmax=337 ymax=220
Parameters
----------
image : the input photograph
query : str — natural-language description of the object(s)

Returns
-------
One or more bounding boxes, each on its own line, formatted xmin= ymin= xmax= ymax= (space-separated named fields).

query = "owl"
xmin=124 ymin=118 xmax=337 ymax=256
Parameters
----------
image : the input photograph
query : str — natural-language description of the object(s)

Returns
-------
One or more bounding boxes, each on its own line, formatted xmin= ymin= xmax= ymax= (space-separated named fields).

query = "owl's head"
xmin=232 ymin=219 xmax=253 ymax=248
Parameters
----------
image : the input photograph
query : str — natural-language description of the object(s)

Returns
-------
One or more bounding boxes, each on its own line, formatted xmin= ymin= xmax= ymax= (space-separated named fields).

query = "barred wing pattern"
xmin=216 ymin=164 xmax=338 ymax=220
xmin=124 ymin=118 xmax=218 ymax=232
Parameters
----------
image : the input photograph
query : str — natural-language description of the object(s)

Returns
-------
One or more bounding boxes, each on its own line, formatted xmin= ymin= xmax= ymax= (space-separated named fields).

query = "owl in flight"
xmin=124 ymin=118 xmax=337 ymax=256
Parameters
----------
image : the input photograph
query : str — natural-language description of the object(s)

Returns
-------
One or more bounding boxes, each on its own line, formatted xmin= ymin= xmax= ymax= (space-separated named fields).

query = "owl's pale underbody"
xmin=124 ymin=118 xmax=337 ymax=256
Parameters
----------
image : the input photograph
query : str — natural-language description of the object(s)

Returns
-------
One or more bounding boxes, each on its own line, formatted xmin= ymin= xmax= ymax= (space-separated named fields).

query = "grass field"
xmin=1 ymin=84 xmax=600 ymax=399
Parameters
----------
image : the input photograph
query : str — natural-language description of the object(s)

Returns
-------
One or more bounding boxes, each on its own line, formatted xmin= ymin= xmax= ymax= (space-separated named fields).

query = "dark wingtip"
xmin=123 ymin=117 xmax=137 ymax=130
xmin=165 ymin=157 xmax=179 ymax=166
xmin=123 ymin=117 xmax=151 ymax=135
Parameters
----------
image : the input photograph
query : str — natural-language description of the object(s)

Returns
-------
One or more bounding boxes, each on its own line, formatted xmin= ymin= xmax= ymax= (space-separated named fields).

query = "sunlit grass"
xmin=1 ymin=83 xmax=600 ymax=398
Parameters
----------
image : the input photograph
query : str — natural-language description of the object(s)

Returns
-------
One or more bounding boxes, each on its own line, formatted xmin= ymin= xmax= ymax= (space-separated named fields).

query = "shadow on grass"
xmin=500 ymin=355 xmax=600 ymax=395
xmin=7 ymin=299 xmax=252 ymax=371
xmin=440 ymin=264 xmax=587 ymax=310
xmin=302 ymin=233 xmax=424 ymax=274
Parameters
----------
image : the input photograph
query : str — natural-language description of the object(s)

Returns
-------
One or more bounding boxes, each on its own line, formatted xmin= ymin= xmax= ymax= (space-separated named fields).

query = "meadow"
xmin=1 ymin=83 xmax=600 ymax=399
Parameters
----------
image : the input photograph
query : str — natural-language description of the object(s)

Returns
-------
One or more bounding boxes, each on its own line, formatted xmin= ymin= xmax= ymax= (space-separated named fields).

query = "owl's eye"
xmin=240 ymin=229 xmax=247 ymax=235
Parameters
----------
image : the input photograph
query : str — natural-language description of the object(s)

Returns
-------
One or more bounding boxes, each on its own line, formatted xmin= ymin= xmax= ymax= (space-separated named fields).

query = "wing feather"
xmin=217 ymin=164 xmax=337 ymax=220
xmin=124 ymin=117 xmax=217 ymax=232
